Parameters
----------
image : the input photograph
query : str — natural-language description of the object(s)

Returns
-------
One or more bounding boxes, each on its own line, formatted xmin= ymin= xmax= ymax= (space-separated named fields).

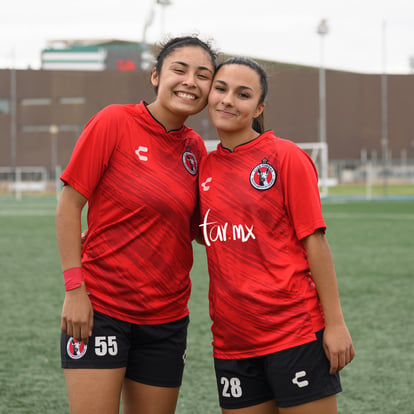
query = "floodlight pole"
xmin=381 ymin=20 xmax=389 ymax=196
xmin=141 ymin=4 xmax=155 ymax=70
xmin=157 ymin=0 xmax=172 ymax=37
xmin=317 ymin=19 xmax=329 ymax=197
xmin=49 ymin=124 xmax=59 ymax=199
xmin=141 ymin=1 xmax=172 ymax=70
xmin=10 ymin=48 xmax=17 ymax=198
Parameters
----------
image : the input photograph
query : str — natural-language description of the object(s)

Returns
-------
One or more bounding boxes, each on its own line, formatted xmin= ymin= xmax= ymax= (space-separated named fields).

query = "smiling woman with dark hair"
xmin=199 ymin=57 xmax=354 ymax=414
xmin=56 ymin=35 xmax=217 ymax=414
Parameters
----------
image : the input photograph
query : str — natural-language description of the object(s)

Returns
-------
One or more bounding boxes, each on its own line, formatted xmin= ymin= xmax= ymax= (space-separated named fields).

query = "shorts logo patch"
xmin=66 ymin=337 xmax=87 ymax=360
xmin=292 ymin=370 xmax=309 ymax=388
xmin=182 ymin=150 xmax=198 ymax=176
xmin=250 ymin=158 xmax=276 ymax=190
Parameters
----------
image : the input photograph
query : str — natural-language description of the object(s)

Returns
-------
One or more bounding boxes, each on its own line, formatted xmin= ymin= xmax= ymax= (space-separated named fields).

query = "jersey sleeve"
xmin=60 ymin=105 xmax=121 ymax=199
xmin=280 ymin=143 xmax=326 ymax=240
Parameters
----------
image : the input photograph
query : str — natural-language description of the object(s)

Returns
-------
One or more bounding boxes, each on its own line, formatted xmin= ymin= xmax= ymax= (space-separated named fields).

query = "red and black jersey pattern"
xmin=61 ymin=102 xmax=207 ymax=324
xmin=199 ymin=132 xmax=326 ymax=359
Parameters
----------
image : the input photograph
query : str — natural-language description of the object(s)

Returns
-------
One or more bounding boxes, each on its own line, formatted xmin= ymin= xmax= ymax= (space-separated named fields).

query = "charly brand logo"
xmin=201 ymin=177 xmax=212 ymax=191
xmin=182 ymin=150 xmax=198 ymax=175
xmin=135 ymin=146 xmax=149 ymax=161
xmin=200 ymin=209 xmax=255 ymax=247
xmin=67 ymin=337 xmax=87 ymax=360
xmin=292 ymin=371 xmax=309 ymax=388
xmin=250 ymin=158 xmax=276 ymax=190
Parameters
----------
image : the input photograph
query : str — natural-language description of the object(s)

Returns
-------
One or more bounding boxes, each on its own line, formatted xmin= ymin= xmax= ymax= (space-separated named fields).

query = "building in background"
xmin=1 ymin=40 xmax=414 ymax=192
xmin=41 ymin=39 xmax=153 ymax=71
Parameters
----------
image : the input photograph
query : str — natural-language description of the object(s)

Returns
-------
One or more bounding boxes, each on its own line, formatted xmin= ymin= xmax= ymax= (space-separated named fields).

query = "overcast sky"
xmin=1 ymin=0 xmax=414 ymax=74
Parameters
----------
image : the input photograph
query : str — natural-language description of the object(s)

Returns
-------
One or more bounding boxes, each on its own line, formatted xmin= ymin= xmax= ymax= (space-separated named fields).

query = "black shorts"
xmin=214 ymin=329 xmax=342 ymax=409
xmin=61 ymin=311 xmax=189 ymax=387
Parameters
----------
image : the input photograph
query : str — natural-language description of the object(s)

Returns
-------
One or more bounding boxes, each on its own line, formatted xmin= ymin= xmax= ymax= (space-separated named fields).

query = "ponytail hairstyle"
xmin=215 ymin=57 xmax=268 ymax=133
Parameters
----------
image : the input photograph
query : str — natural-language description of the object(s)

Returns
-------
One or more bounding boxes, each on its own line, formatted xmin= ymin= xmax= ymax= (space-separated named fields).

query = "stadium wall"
xmin=0 ymin=67 xmax=413 ymax=171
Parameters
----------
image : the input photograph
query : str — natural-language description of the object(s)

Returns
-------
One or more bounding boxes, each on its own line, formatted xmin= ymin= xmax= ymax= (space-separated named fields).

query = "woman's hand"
xmin=323 ymin=323 xmax=355 ymax=374
xmin=61 ymin=283 xmax=94 ymax=345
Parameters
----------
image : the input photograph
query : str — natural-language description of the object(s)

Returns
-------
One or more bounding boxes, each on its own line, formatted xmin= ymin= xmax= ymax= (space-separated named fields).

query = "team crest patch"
xmin=66 ymin=337 xmax=87 ymax=360
xmin=250 ymin=158 xmax=276 ymax=190
xmin=182 ymin=151 xmax=198 ymax=175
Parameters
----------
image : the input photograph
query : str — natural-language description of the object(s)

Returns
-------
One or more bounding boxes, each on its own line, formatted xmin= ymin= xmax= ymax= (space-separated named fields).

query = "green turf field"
xmin=326 ymin=183 xmax=414 ymax=198
xmin=0 ymin=197 xmax=412 ymax=413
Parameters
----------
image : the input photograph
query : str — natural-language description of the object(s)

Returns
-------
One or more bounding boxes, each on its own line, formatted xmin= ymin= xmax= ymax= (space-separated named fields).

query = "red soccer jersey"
xmin=199 ymin=131 xmax=326 ymax=359
xmin=61 ymin=102 xmax=207 ymax=324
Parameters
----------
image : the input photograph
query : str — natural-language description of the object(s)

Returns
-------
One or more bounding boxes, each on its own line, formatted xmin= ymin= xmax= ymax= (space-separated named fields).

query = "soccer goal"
xmin=0 ymin=167 xmax=48 ymax=199
xmin=296 ymin=142 xmax=333 ymax=198
xmin=203 ymin=140 xmax=333 ymax=197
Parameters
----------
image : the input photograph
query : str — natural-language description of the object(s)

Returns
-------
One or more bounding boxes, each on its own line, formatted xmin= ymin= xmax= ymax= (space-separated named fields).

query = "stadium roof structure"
xmin=41 ymin=39 xmax=148 ymax=71
xmin=44 ymin=39 xmax=144 ymax=49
